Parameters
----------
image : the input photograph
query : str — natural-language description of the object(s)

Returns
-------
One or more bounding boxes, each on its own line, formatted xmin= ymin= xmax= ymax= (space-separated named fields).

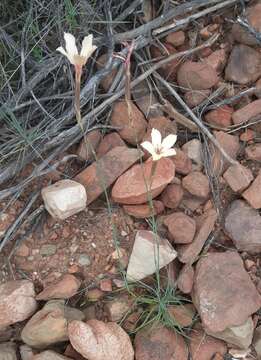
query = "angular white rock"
xmin=126 ymin=230 xmax=177 ymax=281
xmin=42 ymin=179 xmax=87 ymax=220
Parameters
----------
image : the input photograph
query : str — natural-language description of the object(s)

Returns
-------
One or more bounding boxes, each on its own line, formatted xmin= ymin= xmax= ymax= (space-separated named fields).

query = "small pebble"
xmin=40 ymin=244 xmax=57 ymax=256
xmin=78 ymin=254 xmax=91 ymax=266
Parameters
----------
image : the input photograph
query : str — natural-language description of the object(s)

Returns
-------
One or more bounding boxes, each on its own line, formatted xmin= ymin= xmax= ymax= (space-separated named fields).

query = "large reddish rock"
xmin=182 ymin=171 xmax=210 ymax=199
xmin=171 ymin=149 xmax=192 ymax=175
xmin=177 ymin=61 xmax=219 ymax=90
xmin=164 ymin=212 xmax=196 ymax=244
xmin=177 ymin=264 xmax=194 ymax=294
xmin=151 ymin=43 xmax=179 ymax=81
xmin=112 ymin=158 xmax=175 ymax=204
xmin=75 ymin=146 xmax=142 ymax=205
xmin=0 ymin=280 xmax=37 ymax=330
xmin=110 ymin=101 xmax=147 ymax=145
xmin=96 ymin=132 xmax=126 ymax=158
xmin=245 ymin=143 xmax=261 ymax=162
xmin=225 ymin=45 xmax=261 ymax=85
xmin=123 ymin=201 xmax=164 ymax=219
xmin=210 ymin=131 xmax=240 ymax=175
xmin=223 ymin=164 xmax=253 ymax=193
xmin=189 ymin=327 xmax=227 ymax=360
xmin=161 ymin=183 xmax=184 ymax=209
xmin=77 ymin=130 xmax=101 ymax=161
xmin=205 ymin=105 xmax=233 ymax=128
xmin=203 ymin=49 xmax=227 ymax=73
xmin=225 ymin=199 xmax=261 ymax=253
xmin=232 ymin=99 xmax=261 ymax=125
xmin=167 ymin=304 xmax=196 ymax=327
xmin=242 ymin=171 xmax=261 ymax=209
xmin=68 ymin=320 xmax=134 ymax=360
xmin=134 ymin=324 xmax=188 ymax=360
xmin=193 ymin=251 xmax=261 ymax=333
xmin=178 ymin=209 xmax=217 ymax=264
xmin=36 ymin=274 xmax=81 ymax=300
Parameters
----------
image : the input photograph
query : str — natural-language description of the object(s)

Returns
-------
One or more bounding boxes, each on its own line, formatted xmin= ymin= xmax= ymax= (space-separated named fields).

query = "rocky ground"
xmin=1 ymin=0 xmax=261 ymax=359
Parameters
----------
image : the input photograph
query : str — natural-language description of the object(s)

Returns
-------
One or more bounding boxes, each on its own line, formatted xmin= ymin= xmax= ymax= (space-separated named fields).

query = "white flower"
xmin=57 ymin=32 xmax=97 ymax=66
xmin=141 ymin=128 xmax=177 ymax=161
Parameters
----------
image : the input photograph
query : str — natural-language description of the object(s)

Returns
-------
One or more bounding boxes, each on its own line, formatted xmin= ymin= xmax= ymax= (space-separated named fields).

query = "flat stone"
xmin=78 ymin=254 xmax=91 ymax=266
xmin=182 ymin=171 xmax=210 ymax=199
xmin=182 ymin=139 xmax=203 ymax=170
xmin=77 ymin=130 xmax=101 ymax=161
xmin=203 ymin=49 xmax=227 ymax=73
xmin=193 ymin=251 xmax=261 ymax=333
xmin=19 ymin=345 xmax=34 ymax=360
xmin=223 ymin=164 xmax=253 ymax=192
xmin=167 ymin=304 xmax=196 ymax=327
xmin=177 ymin=264 xmax=194 ymax=294
xmin=42 ymin=180 xmax=87 ymax=220
xmin=40 ymin=244 xmax=56 ymax=256
xmin=245 ymin=143 xmax=261 ymax=162
xmin=96 ymin=132 xmax=126 ymax=158
xmin=171 ymin=149 xmax=192 ymax=175
xmin=0 ymin=280 xmax=37 ymax=330
xmin=151 ymin=43 xmax=179 ymax=81
xmin=177 ymin=209 xmax=217 ymax=264
xmin=132 ymin=81 xmax=163 ymax=118
xmin=232 ymin=99 xmax=261 ymax=125
xmin=126 ymin=230 xmax=177 ymax=281
xmin=184 ymin=90 xmax=211 ymax=107
xmin=205 ymin=105 xmax=233 ymax=128
xmin=164 ymin=212 xmax=196 ymax=244
xmin=160 ymin=184 xmax=184 ymax=209
xmin=225 ymin=200 xmax=261 ymax=253
xmin=242 ymin=171 xmax=261 ymax=209
xmin=225 ymin=45 xmax=261 ymax=85
xmin=75 ymin=146 xmax=142 ymax=205
xmin=33 ymin=351 xmax=71 ymax=360
xmin=165 ymin=31 xmax=185 ymax=47
xmin=112 ymin=157 xmax=175 ymax=205
xmin=123 ymin=201 xmax=164 ymax=219
xmin=36 ymin=274 xmax=81 ymax=300
xmin=177 ymin=61 xmax=219 ymax=90
xmin=111 ymin=100 xmax=147 ymax=145
xmin=0 ymin=342 xmax=17 ymax=360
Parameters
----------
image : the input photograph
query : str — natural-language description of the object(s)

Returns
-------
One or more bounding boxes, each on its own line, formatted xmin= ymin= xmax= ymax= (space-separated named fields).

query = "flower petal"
xmin=151 ymin=128 xmax=162 ymax=148
xmin=80 ymin=34 xmax=97 ymax=59
xmin=161 ymin=148 xmax=177 ymax=158
xmin=64 ymin=32 xmax=78 ymax=57
xmin=141 ymin=141 xmax=155 ymax=156
xmin=57 ymin=46 xmax=68 ymax=57
xmin=161 ymin=134 xmax=177 ymax=150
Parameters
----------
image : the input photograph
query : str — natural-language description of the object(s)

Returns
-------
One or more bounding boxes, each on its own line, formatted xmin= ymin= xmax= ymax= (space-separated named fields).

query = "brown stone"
xmin=132 ymin=81 xmax=163 ymax=118
xmin=203 ymin=49 xmax=227 ymax=73
xmin=182 ymin=171 xmax=210 ymax=199
xmin=123 ymin=201 xmax=164 ymax=219
xmin=167 ymin=304 xmax=196 ymax=327
xmin=33 ymin=351 xmax=71 ymax=360
xmin=240 ymin=129 xmax=255 ymax=142
xmin=161 ymin=183 xmax=184 ymax=209
xmin=245 ymin=143 xmax=261 ymax=162
xmin=232 ymin=99 xmax=261 ymax=125
xmin=111 ymin=101 xmax=147 ymax=145
xmin=177 ymin=264 xmax=194 ymax=294
xmin=100 ymin=279 xmax=112 ymax=292
xmin=171 ymin=149 xmax=192 ymax=175
xmin=184 ymin=90 xmax=211 ymax=107
xmin=164 ymin=212 xmax=196 ymax=244
xmin=178 ymin=209 xmax=217 ymax=264
xmin=242 ymin=171 xmax=261 ymax=209
xmin=75 ymin=146 xmax=142 ymax=205
xmin=165 ymin=31 xmax=185 ymax=47
xmin=177 ymin=61 xmax=219 ymax=90
xmin=193 ymin=251 xmax=261 ymax=333
xmin=223 ymin=164 xmax=253 ymax=193
xmin=205 ymin=105 xmax=233 ymax=127
xmin=15 ymin=244 xmax=30 ymax=257
xmin=36 ymin=274 xmax=81 ymax=300
xmin=225 ymin=45 xmax=261 ymax=85
xmin=151 ymin=43 xmax=179 ymax=81
xmin=134 ymin=324 xmax=188 ymax=360
xmin=96 ymin=132 xmax=126 ymax=158
xmin=77 ymin=130 xmax=101 ymax=161
xmin=64 ymin=344 xmax=86 ymax=360
xmin=112 ymin=157 xmax=175 ymax=205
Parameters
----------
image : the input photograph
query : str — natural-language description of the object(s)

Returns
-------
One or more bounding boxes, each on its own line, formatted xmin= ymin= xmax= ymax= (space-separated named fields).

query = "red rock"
xmin=33 ymin=350 xmax=71 ymax=360
xmin=189 ymin=328 xmax=227 ymax=360
xmin=36 ymin=274 xmax=81 ymax=300
xmin=177 ymin=61 xmax=219 ymax=90
xmin=245 ymin=143 xmax=261 ymax=162
xmin=181 ymin=193 xmax=205 ymax=212
xmin=165 ymin=31 xmax=185 ymax=47
xmin=203 ymin=49 xmax=227 ymax=73
xmin=164 ymin=212 xmax=196 ymax=244
xmin=15 ymin=243 xmax=30 ymax=257
xmin=205 ymin=105 xmax=233 ymax=127
xmin=211 ymin=131 xmax=240 ymax=175
xmin=68 ymin=320 xmax=134 ymax=360
xmin=225 ymin=45 xmax=261 ymax=85
xmin=111 ymin=101 xmax=147 ymax=145
xmin=111 ymin=157 xmax=175 ymax=205
xmin=200 ymin=24 xmax=219 ymax=39
xmin=99 ymin=279 xmax=112 ymax=292
xmin=96 ymin=54 xmax=117 ymax=91
xmin=171 ymin=149 xmax=192 ymax=175
xmin=242 ymin=171 xmax=261 ymax=209
xmin=0 ymin=280 xmax=37 ymax=330
xmin=123 ymin=201 xmax=164 ymax=219
xmin=96 ymin=132 xmax=126 ymax=158
xmin=184 ymin=90 xmax=211 ymax=107
xmin=77 ymin=130 xmax=102 ymax=161
xmin=151 ymin=43 xmax=179 ymax=81
xmin=240 ymin=129 xmax=255 ymax=142
xmin=132 ymin=81 xmax=164 ymax=118
xmin=177 ymin=264 xmax=194 ymax=294
xmin=232 ymin=99 xmax=261 ymax=125
xmin=182 ymin=171 xmax=210 ymax=199
xmin=75 ymin=146 xmax=142 ymax=205
xmin=193 ymin=251 xmax=261 ymax=333
xmin=134 ymin=324 xmax=188 ymax=360
xmin=178 ymin=209 xmax=217 ymax=264
xmin=223 ymin=164 xmax=253 ymax=193
xmin=161 ymin=184 xmax=184 ymax=209
xmin=167 ymin=304 xmax=196 ymax=327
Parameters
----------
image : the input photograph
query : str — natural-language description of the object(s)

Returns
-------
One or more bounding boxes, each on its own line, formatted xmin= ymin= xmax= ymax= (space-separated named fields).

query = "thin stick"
xmin=155 ymin=74 xmax=238 ymax=165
